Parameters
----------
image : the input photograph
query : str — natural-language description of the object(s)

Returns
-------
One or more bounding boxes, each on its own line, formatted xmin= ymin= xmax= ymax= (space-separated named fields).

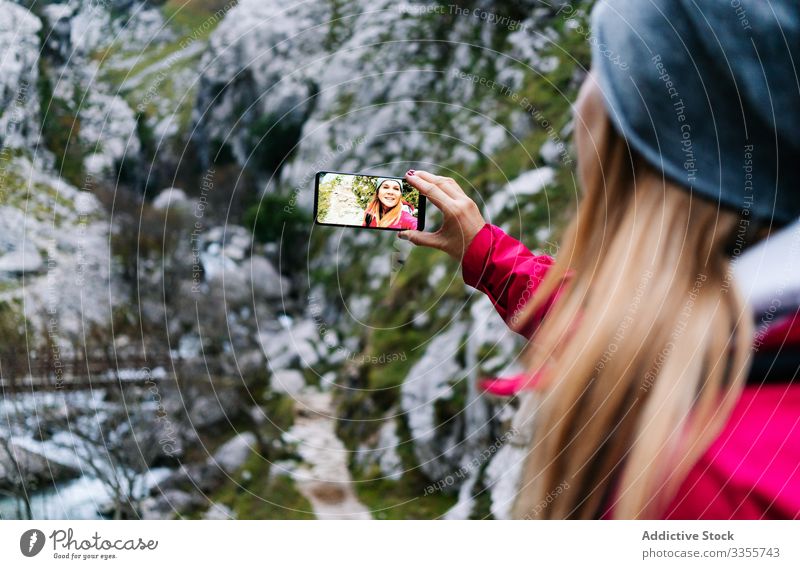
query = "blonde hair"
xmin=511 ymin=113 xmax=754 ymax=519
xmin=364 ymin=180 xmax=403 ymax=228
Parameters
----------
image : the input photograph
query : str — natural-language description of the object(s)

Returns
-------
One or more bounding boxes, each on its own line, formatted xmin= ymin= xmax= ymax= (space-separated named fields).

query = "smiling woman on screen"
xmin=363 ymin=178 xmax=418 ymax=230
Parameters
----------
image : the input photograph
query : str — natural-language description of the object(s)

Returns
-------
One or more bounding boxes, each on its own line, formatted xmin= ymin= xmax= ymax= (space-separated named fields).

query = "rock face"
xmin=401 ymin=322 xmax=470 ymax=482
xmin=79 ymin=91 xmax=141 ymax=178
xmin=193 ymin=0 xmax=328 ymax=169
xmin=0 ymin=0 xmax=589 ymax=521
xmin=0 ymin=156 xmax=121 ymax=339
xmin=246 ymin=256 xmax=291 ymax=300
xmin=0 ymin=1 xmax=41 ymax=152
xmin=270 ymin=369 xmax=305 ymax=395
xmin=484 ymin=167 xmax=555 ymax=222
xmin=203 ymin=502 xmax=235 ymax=520
xmin=187 ymin=0 xmax=581 ymax=519
xmin=194 ymin=0 xmax=551 ymax=206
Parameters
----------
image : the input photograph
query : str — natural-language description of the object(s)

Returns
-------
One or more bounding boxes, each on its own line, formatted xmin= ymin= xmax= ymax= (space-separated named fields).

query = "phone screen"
xmin=314 ymin=171 xmax=425 ymax=231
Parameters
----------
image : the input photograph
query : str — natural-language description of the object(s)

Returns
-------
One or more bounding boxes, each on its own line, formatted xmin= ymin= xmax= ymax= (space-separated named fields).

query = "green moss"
xmin=467 ymin=477 xmax=494 ymax=520
xmin=245 ymin=193 xmax=309 ymax=245
xmin=433 ymin=376 xmax=468 ymax=429
xmin=261 ymin=391 xmax=296 ymax=443
xmin=349 ymin=412 xmax=459 ymax=519
xmin=0 ymin=300 xmax=30 ymax=338
xmin=301 ymin=367 xmax=322 ymax=388
xmin=248 ymin=111 xmax=306 ymax=173
xmin=352 ymin=470 xmax=457 ymax=520
xmin=0 ymin=162 xmax=93 ymax=225
xmin=162 ymin=0 xmax=236 ymax=34
xmin=37 ymin=59 xmax=86 ymax=187
xmin=202 ymin=451 xmax=314 ymax=520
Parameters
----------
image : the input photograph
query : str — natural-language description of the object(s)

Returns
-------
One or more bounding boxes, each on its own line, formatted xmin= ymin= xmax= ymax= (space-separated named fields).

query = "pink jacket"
xmin=364 ymin=209 xmax=418 ymax=230
xmin=462 ymin=223 xmax=800 ymax=519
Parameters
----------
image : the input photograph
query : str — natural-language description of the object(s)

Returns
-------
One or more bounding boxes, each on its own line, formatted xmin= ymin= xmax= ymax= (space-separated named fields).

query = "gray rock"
xmin=152 ymin=188 xmax=189 ymax=210
xmin=484 ymin=168 xmax=555 ymax=222
xmin=188 ymin=390 xmax=245 ymax=431
xmin=208 ymin=432 xmax=257 ymax=474
xmin=400 ymin=322 xmax=469 ymax=482
xmin=141 ymin=489 xmax=203 ymax=520
xmin=206 ymin=265 xmax=249 ymax=306
xmin=78 ymin=91 xmax=141 ymax=179
xmin=238 ymin=349 xmax=266 ymax=378
xmin=270 ymin=369 xmax=305 ymax=395
xmin=246 ymin=256 xmax=291 ymax=300
xmin=0 ymin=1 xmax=41 ymax=152
xmin=0 ymin=248 xmax=43 ymax=275
xmin=203 ymin=502 xmax=235 ymax=520
xmin=258 ymin=319 xmax=321 ymax=371
xmin=484 ymin=442 xmax=528 ymax=520
xmin=202 ymin=225 xmax=251 ymax=250
xmin=0 ymin=441 xmax=80 ymax=489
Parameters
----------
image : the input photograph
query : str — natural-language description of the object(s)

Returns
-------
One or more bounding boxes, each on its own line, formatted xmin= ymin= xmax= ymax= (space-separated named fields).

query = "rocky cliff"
xmin=0 ymin=0 xmax=591 ymax=519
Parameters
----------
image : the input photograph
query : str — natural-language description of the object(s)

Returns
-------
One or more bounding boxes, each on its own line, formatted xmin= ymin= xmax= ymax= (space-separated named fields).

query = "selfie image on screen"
xmin=316 ymin=172 xmax=421 ymax=230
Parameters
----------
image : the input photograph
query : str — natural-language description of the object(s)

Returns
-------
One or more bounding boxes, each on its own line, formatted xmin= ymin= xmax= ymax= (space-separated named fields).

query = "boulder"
xmin=188 ymin=389 xmax=245 ymax=431
xmin=140 ymin=489 xmax=204 ymax=520
xmin=0 ymin=248 xmax=44 ymax=275
xmin=152 ymin=187 xmax=190 ymax=211
xmin=208 ymin=432 xmax=257 ymax=474
xmin=270 ymin=369 xmax=305 ymax=395
xmin=246 ymin=256 xmax=290 ymax=300
xmin=258 ymin=318 xmax=322 ymax=371
xmin=203 ymin=502 xmax=235 ymax=520
xmin=0 ymin=440 xmax=80 ymax=489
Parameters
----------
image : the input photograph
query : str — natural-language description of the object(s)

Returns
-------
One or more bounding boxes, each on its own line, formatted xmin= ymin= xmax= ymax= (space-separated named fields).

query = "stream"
xmin=0 ymin=387 xmax=176 ymax=520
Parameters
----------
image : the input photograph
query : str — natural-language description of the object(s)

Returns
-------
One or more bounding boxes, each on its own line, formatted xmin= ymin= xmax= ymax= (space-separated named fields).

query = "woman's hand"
xmin=398 ymin=170 xmax=486 ymax=261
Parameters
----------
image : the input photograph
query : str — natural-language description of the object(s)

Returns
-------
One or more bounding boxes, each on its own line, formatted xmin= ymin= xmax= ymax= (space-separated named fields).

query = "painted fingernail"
xmin=406 ymin=169 xmax=415 ymax=177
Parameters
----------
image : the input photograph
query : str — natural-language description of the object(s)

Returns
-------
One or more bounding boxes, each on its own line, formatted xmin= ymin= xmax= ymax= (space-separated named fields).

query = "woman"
xmin=363 ymin=178 xmax=418 ymax=230
xmin=400 ymin=0 xmax=800 ymax=519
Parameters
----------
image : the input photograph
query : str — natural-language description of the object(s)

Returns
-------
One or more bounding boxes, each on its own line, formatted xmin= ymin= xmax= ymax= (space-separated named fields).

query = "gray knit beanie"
xmin=590 ymin=0 xmax=800 ymax=227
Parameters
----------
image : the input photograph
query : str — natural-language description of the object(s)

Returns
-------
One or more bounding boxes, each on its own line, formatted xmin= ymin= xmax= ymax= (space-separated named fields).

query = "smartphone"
xmin=314 ymin=170 xmax=426 ymax=231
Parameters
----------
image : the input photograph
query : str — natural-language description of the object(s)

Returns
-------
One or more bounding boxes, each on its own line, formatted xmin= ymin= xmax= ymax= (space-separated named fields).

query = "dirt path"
xmin=286 ymin=389 xmax=371 ymax=520
xmin=325 ymin=179 xmax=364 ymax=225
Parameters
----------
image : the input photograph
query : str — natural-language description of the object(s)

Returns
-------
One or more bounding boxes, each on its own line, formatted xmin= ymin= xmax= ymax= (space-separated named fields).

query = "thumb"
xmin=398 ymin=230 xmax=443 ymax=249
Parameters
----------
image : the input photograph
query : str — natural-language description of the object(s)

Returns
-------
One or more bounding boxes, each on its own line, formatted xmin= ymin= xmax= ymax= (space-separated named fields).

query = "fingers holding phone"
xmin=399 ymin=170 xmax=486 ymax=261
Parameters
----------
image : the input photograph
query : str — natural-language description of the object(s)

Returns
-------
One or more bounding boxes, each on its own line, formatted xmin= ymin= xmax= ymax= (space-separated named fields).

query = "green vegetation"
xmin=90 ymin=0 xmax=237 ymax=174
xmin=161 ymin=0 xmax=237 ymax=34
xmin=245 ymin=193 xmax=308 ymax=245
xmin=208 ymin=455 xmax=314 ymax=520
xmin=350 ymin=415 xmax=458 ymax=520
xmin=467 ymin=477 xmax=494 ymax=520
xmin=193 ymin=386 xmax=314 ymax=519
xmin=249 ymin=111 xmax=307 ymax=173
xmin=352 ymin=470 xmax=457 ymax=520
xmin=0 ymin=160 xmax=96 ymax=225
xmin=37 ymin=60 xmax=86 ymax=187
xmin=261 ymin=391 xmax=296 ymax=441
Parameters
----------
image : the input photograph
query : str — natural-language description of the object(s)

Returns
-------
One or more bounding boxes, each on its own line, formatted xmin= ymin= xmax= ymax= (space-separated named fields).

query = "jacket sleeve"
xmin=462 ymin=223 xmax=557 ymax=338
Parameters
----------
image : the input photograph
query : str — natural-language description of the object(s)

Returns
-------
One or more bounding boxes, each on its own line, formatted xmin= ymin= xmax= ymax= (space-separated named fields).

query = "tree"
xmin=50 ymin=399 xmax=163 ymax=519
